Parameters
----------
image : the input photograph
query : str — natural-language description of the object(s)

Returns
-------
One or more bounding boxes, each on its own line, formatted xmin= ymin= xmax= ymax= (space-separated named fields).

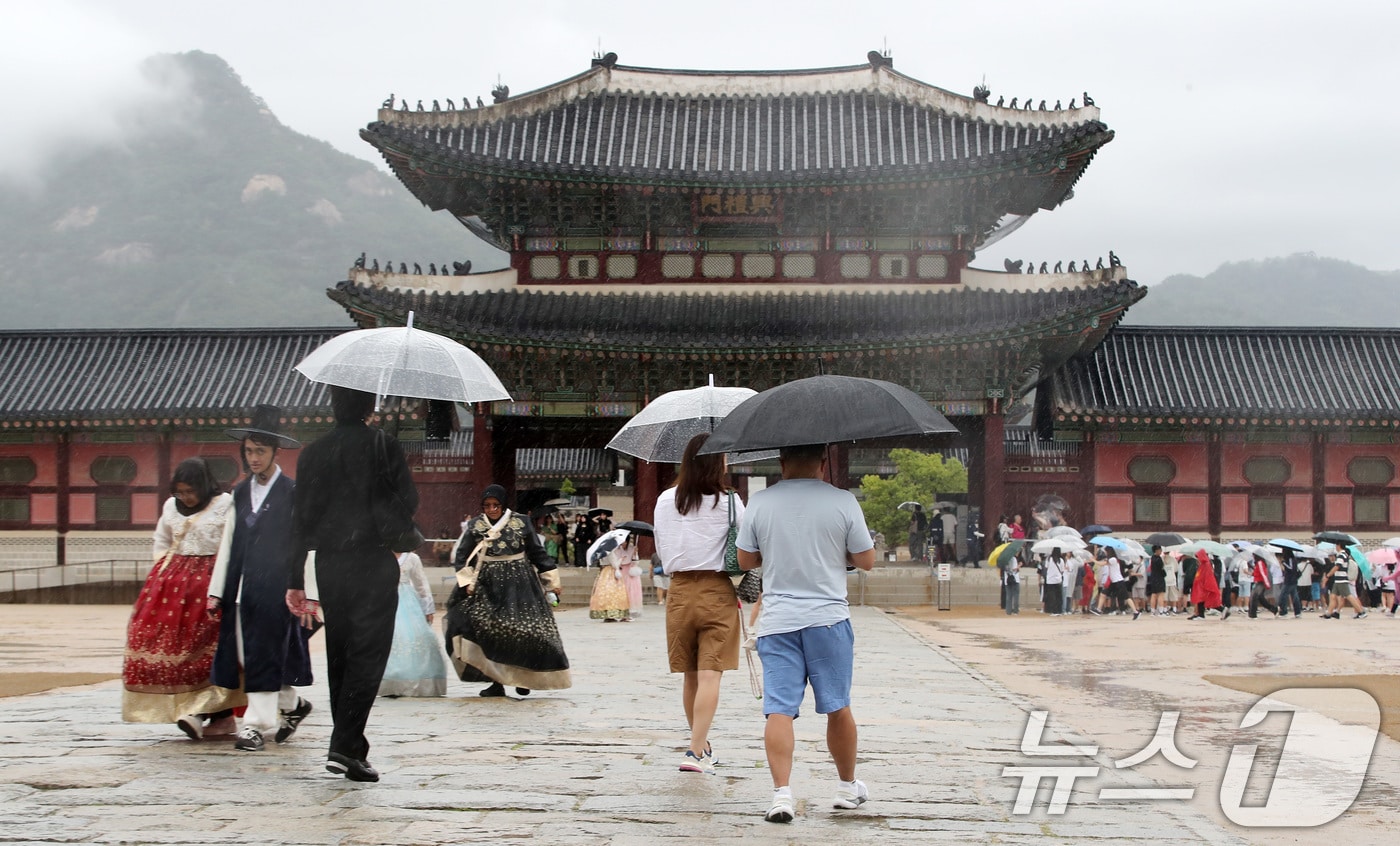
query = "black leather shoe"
xmin=480 ymin=682 xmax=506 ymax=697
xmin=515 ymin=687 xmax=531 ymax=696
xmin=326 ymin=751 xmax=379 ymax=783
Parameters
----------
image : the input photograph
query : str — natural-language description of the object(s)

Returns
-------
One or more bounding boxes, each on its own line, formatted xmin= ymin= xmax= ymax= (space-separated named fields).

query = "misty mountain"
xmin=0 ymin=51 xmax=500 ymax=329
xmin=1124 ymin=254 xmax=1400 ymax=327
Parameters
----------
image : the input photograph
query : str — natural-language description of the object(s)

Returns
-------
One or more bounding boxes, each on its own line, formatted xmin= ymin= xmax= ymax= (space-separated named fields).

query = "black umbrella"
xmin=1143 ymin=532 xmax=1189 ymax=547
xmin=587 ymin=507 xmax=614 ymax=519
xmin=529 ymin=505 xmax=558 ymax=523
xmin=614 ymin=520 xmax=654 ymax=537
xmin=1314 ymin=530 xmax=1360 ymax=546
xmin=1081 ymin=525 xmax=1113 ymax=537
xmin=697 ymin=375 xmax=958 ymax=454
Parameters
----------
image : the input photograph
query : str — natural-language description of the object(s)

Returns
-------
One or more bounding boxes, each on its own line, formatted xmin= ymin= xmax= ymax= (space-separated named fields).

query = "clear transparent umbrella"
xmin=607 ymin=376 xmax=775 ymax=463
xmin=294 ymin=311 xmax=510 ymax=409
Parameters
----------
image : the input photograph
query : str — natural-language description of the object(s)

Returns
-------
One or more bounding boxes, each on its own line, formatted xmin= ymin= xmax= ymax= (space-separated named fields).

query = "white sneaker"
xmin=765 ymin=792 xmax=795 ymax=823
xmin=833 ymin=779 xmax=869 ymax=809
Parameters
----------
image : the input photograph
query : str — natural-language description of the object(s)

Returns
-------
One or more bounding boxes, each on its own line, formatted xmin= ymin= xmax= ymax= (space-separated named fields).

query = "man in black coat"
xmin=208 ymin=405 xmax=314 ymax=752
xmin=287 ymin=387 xmax=418 ymax=783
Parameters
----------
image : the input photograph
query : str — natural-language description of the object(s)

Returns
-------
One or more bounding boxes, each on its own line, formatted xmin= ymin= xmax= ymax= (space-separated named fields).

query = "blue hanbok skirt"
xmin=379 ymin=581 xmax=447 ymax=697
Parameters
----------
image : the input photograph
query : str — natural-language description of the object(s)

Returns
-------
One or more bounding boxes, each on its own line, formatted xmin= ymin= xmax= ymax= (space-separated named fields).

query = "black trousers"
xmin=1248 ymin=582 xmax=1278 ymax=618
xmin=316 ymin=547 xmax=399 ymax=762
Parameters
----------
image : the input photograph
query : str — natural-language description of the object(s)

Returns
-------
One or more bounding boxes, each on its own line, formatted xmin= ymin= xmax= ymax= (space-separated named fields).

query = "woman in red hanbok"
xmin=122 ymin=458 xmax=245 ymax=736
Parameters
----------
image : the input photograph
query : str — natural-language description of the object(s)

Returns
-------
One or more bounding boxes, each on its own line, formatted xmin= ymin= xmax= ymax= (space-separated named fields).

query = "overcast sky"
xmin=8 ymin=0 xmax=1399 ymax=284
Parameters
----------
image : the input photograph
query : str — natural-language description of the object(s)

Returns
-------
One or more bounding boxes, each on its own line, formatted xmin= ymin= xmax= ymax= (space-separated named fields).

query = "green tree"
xmin=859 ymin=450 xmax=968 ymax=546
xmin=560 ymin=478 xmax=576 ymax=498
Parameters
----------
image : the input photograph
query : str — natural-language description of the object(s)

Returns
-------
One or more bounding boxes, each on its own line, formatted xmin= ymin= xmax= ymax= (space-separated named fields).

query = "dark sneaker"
xmin=275 ymin=697 xmax=312 ymax=743
xmin=515 ymin=688 xmax=531 ymax=697
xmin=234 ymin=727 xmax=264 ymax=752
xmin=480 ymin=683 xmax=506 ymax=697
xmin=1356 ymin=611 xmax=1369 ymax=619
xmin=326 ymin=751 xmax=379 ymax=783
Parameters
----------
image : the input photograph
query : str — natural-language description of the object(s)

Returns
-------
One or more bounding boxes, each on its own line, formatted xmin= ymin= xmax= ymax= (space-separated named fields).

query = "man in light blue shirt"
xmin=737 ymin=443 xmax=875 ymax=823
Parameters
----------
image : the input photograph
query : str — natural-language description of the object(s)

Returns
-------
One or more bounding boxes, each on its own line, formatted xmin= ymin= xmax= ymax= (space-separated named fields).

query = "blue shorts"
xmin=756 ymin=619 xmax=854 ymax=718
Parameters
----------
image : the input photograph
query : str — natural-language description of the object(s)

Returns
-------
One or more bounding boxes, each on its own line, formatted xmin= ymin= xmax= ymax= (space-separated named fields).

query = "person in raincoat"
xmin=1187 ymin=550 xmax=1222 ymax=620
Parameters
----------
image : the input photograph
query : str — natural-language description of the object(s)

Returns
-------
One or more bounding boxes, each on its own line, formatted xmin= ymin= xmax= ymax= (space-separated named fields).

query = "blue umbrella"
xmin=1090 ymin=535 xmax=1126 ymax=550
xmin=1267 ymin=538 xmax=1306 ymax=552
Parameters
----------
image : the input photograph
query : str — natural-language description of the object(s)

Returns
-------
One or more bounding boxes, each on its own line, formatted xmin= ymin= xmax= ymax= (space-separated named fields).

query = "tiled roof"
xmin=1051 ymin=327 xmax=1400 ymax=421
xmin=0 ymin=329 xmax=342 ymax=423
xmin=365 ymin=63 xmax=1109 ymax=201
xmin=515 ymin=448 xmax=614 ymax=480
xmin=332 ymin=279 xmax=1144 ymax=353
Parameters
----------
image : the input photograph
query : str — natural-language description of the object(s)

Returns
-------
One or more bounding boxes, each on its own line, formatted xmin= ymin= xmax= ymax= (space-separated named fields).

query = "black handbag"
xmin=372 ymin=430 xmax=423 ymax=552
xmin=735 ymin=569 xmax=762 ymax=604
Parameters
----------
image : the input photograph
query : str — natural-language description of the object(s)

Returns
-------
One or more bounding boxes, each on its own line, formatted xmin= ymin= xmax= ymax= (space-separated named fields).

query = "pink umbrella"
xmin=1366 ymin=547 xmax=1400 ymax=566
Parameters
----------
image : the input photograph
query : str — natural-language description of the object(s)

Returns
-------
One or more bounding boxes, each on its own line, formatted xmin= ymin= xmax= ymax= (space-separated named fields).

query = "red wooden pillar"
xmin=1311 ymin=430 xmax=1327 ymax=533
xmin=981 ymin=410 xmax=1005 ymax=557
xmin=56 ymin=433 xmax=70 ymax=569
xmin=1208 ymin=433 xmax=1222 ymax=539
xmin=633 ymin=459 xmax=659 ymax=557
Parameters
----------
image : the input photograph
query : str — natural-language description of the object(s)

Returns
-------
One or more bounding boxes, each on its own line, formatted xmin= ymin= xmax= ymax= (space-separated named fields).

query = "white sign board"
xmin=937 ymin=562 xmax=952 ymax=582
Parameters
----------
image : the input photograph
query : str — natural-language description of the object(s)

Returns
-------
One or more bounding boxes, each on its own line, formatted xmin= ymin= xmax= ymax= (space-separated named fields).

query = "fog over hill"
xmin=1 ymin=52 xmax=1394 ymax=332
xmin=0 ymin=51 xmax=503 ymax=329
xmin=1123 ymin=254 xmax=1400 ymax=328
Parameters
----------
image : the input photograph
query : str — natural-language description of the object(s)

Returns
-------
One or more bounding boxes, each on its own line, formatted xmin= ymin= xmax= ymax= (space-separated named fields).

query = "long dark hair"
xmin=675 ymin=433 xmax=730 ymax=516
xmin=170 ymin=457 xmax=221 ymax=515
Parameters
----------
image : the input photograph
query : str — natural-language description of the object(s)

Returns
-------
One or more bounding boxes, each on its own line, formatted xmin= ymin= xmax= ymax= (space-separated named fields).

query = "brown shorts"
xmin=666 ymin=571 xmax=740 ymax=673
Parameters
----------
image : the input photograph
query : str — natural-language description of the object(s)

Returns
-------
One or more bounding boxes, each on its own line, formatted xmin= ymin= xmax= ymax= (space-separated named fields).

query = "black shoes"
xmin=480 ymin=682 xmax=506 ymax=697
xmin=515 ymin=688 xmax=531 ymax=696
xmin=234 ymin=727 xmax=264 ymax=752
xmin=275 ymin=697 xmax=313 ymax=743
xmin=326 ymin=751 xmax=379 ymax=783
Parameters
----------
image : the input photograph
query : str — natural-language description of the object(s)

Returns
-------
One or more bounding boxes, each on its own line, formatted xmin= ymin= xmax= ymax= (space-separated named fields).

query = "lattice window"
xmin=1127 ymin=456 xmax=1175 ymax=485
xmin=1134 ymin=496 xmax=1169 ymax=523
xmin=0 ymin=458 xmax=36 ymax=484
xmin=917 ymin=254 xmax=949 ymax=279
xmin=0 ymin=497 xmax=28 ymax=522
xmin=530 ymin=256 xmax=561 ymax=279
xmin=606 ymin=255 xmax=637 ymax=279
xmin=840 ymin=254 xmax=872 ymax=278
xmin=782 ymin=254 xmax=816 ymax=278
xmin=741 ymin=254 xmax=775 ymax=278
xmin=879 ymin=254 xmax=908 ymax=279
xmin=661 ymin=255 xmax=694 ymax=278
xmin=1355 ymin=495 xmax=1389 ymax=524
xmin=96 ymin=494 xmax=131 ymax=524
xmin=1348 ymin=457 xmax=1395 ymax=486
xmin=568 ymin=255 xmax=598 ymax=279
xmin=701 ymin=254 xmax=735 ymax=278
xmin=1243 ymin=457 xmax=1291 ymax=485
xmin=90 ymin=456 xmax=136 ymax=485
xmin=1249 ymin=496 xmax=1284 ymax=524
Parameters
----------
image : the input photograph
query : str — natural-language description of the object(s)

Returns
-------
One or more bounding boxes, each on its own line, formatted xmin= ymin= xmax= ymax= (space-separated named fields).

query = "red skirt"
xmin=123 ymin=553 xmax=223 ymax=694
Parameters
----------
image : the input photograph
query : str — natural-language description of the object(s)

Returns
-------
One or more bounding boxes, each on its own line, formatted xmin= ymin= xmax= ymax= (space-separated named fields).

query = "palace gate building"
xmin=2 ymin=53 xmax=1397 ymax=571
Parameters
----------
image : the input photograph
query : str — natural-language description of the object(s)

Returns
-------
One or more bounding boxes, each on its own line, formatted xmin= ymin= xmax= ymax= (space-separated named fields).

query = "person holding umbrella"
xmin=652 ymin=433 xmax=743 ymax=775
xmin=446 ymin=484 xmax=571 ymax=697
xmin=735 ymin=443 xmax=876 ymax=823
xmin=588 ymin=528 xmax=639 ymax=622
xmin=287 ymin=386 xmax=417 ymax=783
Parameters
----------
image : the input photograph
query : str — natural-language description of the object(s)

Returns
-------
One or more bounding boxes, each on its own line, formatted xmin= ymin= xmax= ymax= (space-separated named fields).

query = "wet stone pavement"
xmin=0 ymin=606 xmax=1243 ymax=845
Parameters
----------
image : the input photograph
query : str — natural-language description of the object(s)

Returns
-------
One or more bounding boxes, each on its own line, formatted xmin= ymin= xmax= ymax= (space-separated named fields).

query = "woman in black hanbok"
xmin=445 ymin=485 xmax=571 ymax=697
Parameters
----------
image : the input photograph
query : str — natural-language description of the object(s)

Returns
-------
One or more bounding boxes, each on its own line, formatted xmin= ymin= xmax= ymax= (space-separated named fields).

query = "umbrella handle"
xmin=374 ymin=310 xmax=417 ymax=412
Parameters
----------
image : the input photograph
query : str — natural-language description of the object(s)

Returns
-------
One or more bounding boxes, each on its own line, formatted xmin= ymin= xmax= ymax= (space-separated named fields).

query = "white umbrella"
xmin=1043 ymin=526 xmax=1083 ymax=541
xmin=606 ymin=376 xmax=775 ymax=463
xmin=1119 ymin=539 xmax=1148 ymax=563
xmin=1031 ymin=537 xmax=1086 ymax=555
xmin=586 ymin=528 xmax=632 ymax=568
xmin=294 ymin=311 xmax=510 ymax=409
xmin=1382 ymin=537 xmax=1400 ymax=550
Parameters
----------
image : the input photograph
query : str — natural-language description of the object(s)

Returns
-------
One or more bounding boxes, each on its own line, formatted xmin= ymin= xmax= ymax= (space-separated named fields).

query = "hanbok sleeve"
xmin=404 ymin=553 xmax=435 ymax=615
xmin=208 ymin=507 xmax=237 ymax=600
xmin=152 ymin=498 xmax=174 ymax=562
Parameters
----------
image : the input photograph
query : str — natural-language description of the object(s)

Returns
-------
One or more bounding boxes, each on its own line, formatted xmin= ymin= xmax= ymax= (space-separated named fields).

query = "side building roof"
xmin=1050 ymin=327 xmax=1400 ymax=425
xmin=0 ymin=328 xmax=342 ymax=426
